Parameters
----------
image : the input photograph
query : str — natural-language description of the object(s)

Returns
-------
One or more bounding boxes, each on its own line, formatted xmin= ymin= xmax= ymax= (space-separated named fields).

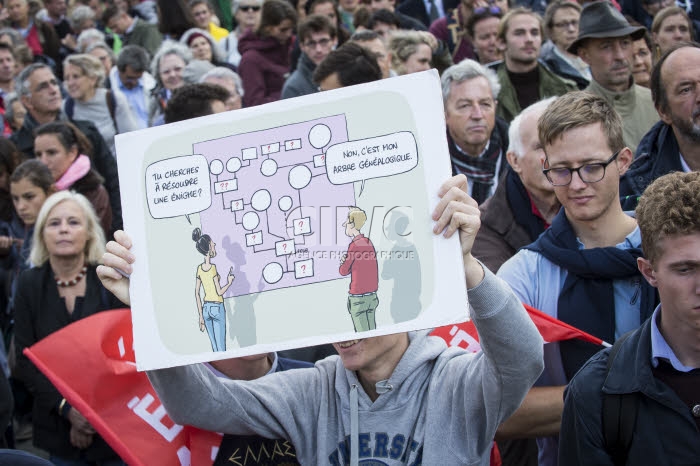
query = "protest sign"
xmin=116 ymin=70 xmax=468 ymax=370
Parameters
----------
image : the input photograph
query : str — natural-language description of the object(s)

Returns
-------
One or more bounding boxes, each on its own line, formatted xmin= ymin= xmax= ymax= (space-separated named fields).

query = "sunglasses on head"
xmin=473 ymin=5 xmax=501 ymax=15
xmin=239 ymin=4 xmax=261 ymax=11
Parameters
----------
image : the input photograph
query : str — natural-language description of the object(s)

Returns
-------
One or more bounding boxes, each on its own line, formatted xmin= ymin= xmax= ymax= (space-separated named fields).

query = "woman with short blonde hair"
xmin=62 ymin=54 xmax=139 ymax=155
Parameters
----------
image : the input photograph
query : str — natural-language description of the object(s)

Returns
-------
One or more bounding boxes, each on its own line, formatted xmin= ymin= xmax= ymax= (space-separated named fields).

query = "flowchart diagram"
xmin=191 ymin=115 xmax=356 ymax=297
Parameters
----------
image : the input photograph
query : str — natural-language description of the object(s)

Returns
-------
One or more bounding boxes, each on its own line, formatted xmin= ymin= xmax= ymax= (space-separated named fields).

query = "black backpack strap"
xmin=602 ymin=330 xmax=639 ymax=466
xmin=105 ymin=90 xmax=118 ymax=133
xmin=64 ymin=96 xmax=75 ymax=120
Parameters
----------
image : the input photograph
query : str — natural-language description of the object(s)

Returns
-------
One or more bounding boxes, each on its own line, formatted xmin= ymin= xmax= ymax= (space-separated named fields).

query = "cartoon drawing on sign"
xmin=126 ymin=69 xmax=480 ymax=370
xmin=339 ymin=207 xmax=379 ymax=332
xmin=146 ymin=116 xmax=425 ymax=352
xmin=193 ymin=228 xmax=235 ymax=352
xmin=222 ymin=238 xmax=266 ymax=347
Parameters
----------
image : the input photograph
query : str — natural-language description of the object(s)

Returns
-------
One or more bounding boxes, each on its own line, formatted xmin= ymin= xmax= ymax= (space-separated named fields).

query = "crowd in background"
xmin=0 ymin=0 xmax=696 ymax=464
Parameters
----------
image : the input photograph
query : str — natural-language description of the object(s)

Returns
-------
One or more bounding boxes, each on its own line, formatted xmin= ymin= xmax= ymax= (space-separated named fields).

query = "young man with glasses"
xmin=559 ymin=170 xmax=700 ymax=465
xmin=282 ymin=14 xmax=338 ymax=99
xmin=497 ymin=91 xmax=659 ymax=466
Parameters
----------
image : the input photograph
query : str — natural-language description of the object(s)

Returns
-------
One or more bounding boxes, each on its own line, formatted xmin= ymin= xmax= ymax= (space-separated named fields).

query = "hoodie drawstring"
xmin=350 ymin=384 xmax=359 ymax=466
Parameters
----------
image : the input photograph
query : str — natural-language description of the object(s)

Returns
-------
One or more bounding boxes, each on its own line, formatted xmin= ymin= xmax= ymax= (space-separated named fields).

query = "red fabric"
xmin=23 ymin=309 xmax=218 ymax=466
xmin=526 ymin=192 xmax=551 ymax=229
xmin=339 ymin=234 xmax=378 ymax=295
xmin=430 ymin=303 xmax=605 ymax=352
xmin=25 ymin=23 xmax=44 ymax=56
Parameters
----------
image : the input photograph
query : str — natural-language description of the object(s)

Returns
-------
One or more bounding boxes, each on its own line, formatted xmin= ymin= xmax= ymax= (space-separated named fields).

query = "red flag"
xmin=23 ymin=309 xmax=216 ymax=466
xmin=430 ymin=303 xmax=606 ymax=353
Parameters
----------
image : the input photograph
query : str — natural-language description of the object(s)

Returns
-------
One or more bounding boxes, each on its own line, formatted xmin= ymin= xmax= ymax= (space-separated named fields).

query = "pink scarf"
xmin=55 ymin=154 xmax=91 ymax=191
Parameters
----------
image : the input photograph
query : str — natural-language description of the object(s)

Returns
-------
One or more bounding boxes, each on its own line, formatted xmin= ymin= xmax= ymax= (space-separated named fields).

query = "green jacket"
xmin=493 ymin=61 xmax=577 ymax=123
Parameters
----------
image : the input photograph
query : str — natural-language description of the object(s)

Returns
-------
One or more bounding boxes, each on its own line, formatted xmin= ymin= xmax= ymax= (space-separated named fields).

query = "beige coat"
xmin=585 ymin=79 xmax=659 ymax=154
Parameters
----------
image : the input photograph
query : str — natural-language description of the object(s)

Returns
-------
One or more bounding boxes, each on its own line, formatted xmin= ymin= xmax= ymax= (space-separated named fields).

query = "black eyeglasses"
xmin=239 ymin=5 xmax=261 ymax=12
xmin=473 ymin=6 xmax=501 ymax=15
xmin=542 ymin=151 xmax=620 ymax=186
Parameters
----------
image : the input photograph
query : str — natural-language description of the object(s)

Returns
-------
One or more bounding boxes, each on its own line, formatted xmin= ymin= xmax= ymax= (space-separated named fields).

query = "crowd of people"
xmin=0 ymin=0 xmax=695 ymax=464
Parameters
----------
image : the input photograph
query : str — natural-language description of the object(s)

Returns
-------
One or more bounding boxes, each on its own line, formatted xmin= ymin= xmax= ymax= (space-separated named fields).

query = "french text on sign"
xmin=145 ymin=154 xmax=211 ymax=220
xmin=325 ymin=131 xmax=418 ymax=185
xmin=214 ymin=178 xmax=238 ymax=194
xmin=246 ymin=231 xmax=263 ymax=246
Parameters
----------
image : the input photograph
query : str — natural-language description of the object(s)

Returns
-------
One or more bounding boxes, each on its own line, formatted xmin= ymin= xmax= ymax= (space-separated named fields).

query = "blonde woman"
xmin=13 ymin=191 xmax=124 ymax=465
xmin=63 ymin=54 xmax=139 ymax=155
xmin=388 ymin=30 xmax=435 ymax=75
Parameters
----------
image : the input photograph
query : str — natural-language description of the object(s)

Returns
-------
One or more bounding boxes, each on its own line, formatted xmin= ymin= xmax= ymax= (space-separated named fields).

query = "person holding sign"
xmin=98 ymin=174 xmax=544 ymax=465
xmin=192 ymin=227 xmax=235 ymax=352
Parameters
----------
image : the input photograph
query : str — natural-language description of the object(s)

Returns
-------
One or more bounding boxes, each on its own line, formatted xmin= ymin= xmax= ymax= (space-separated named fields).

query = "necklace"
xmin=55 ymin=265 xmax=88 ymax=287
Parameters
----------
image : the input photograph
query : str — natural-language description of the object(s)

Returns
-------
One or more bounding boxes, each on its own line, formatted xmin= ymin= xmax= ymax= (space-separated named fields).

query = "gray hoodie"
xmin=148 ymin=268 xmax=544 ymax=465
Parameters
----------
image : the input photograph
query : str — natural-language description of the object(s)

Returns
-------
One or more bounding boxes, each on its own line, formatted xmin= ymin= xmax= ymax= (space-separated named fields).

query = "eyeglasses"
xmin=239 ymin=5 xmax=261 ymax=12
xmin=552 ymin=19 xmax=578 ymax=29
xmin=473 ymin=6 xmax=501 ymax=15
xmin=542 ymin=151 xmax=620 ymax=186
xmin=303 ymin=37 xmax=332 ymax=48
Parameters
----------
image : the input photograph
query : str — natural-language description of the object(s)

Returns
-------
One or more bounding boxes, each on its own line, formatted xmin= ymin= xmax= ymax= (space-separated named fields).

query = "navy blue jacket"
xmin=559 ymin=316 xmax=700 ymax=465
xmin=620 ymin=121 xmax=685 ymax=210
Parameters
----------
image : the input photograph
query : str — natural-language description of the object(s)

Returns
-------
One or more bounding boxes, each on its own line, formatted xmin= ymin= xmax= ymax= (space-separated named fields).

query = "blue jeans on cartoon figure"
xmin=203 ymin=302 xmax=226 ymax=351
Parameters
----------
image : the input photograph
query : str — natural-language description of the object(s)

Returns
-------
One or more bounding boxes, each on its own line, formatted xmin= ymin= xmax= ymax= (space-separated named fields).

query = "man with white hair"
xmin=200 ymin=66 xmax=244 ymax=110
xmin=473 ymin=97 xmax=561 ymax=273
xmin=441 ymin=59 xmax=509 ymax=204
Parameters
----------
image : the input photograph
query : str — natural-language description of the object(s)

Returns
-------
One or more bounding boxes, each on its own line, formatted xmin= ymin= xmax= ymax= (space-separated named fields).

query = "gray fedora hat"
xmin=568 ymin=1 xmax=646 ymax=54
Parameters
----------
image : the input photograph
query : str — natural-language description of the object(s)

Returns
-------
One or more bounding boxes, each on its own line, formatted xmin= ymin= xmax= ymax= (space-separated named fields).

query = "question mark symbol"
xmin=299 ymin=220 xmax=303 ymax=228
xmin=198 ymin=188 xmax=202 ymax=197
xmin=321 ymin=155 xmax=325 ymax=162
xmin=252 ymin=235 xmax=256 ymax=240
xmin=301 ymin=265 xmax=306 ymax=272
xmin=283 ymin=243 xmax=287 ymax=251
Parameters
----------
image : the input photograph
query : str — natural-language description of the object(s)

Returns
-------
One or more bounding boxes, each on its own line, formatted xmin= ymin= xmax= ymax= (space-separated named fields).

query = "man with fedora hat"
xmin=570 ymin=0 xmax=658 ymax=154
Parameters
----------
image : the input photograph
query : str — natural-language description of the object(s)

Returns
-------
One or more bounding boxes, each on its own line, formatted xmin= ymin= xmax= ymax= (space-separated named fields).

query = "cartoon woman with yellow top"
xmin=193 ymin=228 xmax=235 ymax=351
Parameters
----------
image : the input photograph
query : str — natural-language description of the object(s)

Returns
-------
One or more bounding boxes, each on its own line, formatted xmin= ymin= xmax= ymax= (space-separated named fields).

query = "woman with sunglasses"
xmin=221 ymin=0 xmax=263 ymax=67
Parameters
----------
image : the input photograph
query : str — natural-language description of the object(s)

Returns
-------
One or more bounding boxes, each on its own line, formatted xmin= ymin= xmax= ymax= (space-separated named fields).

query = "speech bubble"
xmin=145 ymin=154 xmax=212 ymax=223
xmin=325 ymin=132 xmax=418 ymax=196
